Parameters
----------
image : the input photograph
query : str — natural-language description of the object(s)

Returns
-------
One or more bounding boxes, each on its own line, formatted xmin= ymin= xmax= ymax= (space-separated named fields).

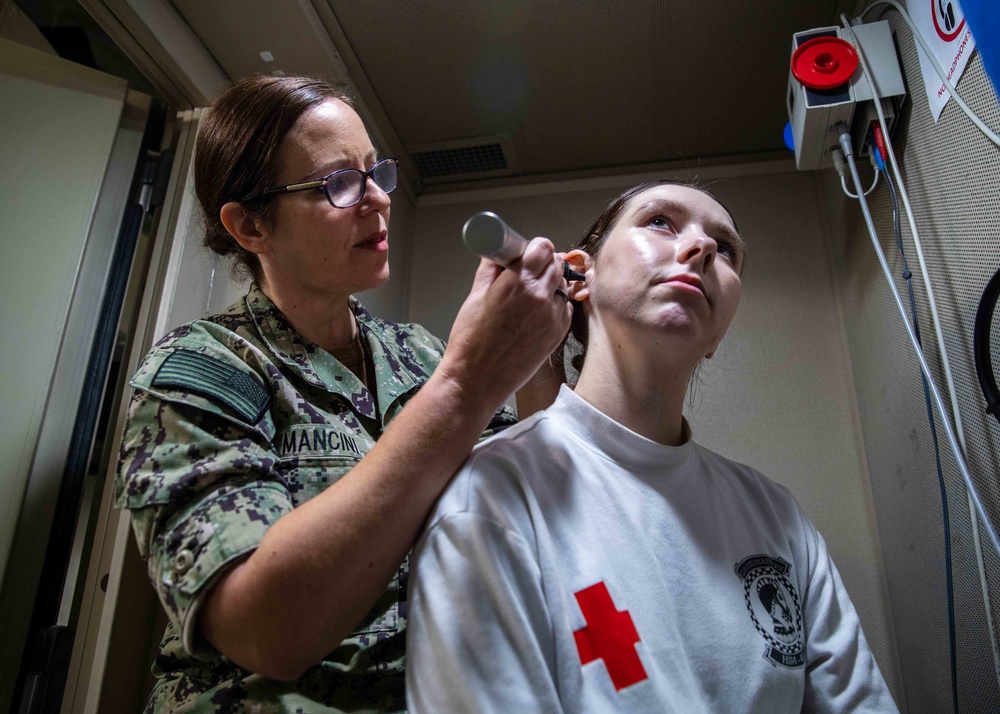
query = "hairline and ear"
xmin=219 ymin=202 xmax=271 ymax=256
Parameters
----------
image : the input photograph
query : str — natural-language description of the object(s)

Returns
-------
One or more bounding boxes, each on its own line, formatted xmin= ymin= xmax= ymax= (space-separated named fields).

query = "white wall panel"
xmin=0 ymin=38 xmax=126 ymax=588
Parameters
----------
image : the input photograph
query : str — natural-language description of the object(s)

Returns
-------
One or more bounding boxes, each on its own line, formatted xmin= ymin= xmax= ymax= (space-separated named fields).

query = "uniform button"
xmin=173 ymin=549 xmax=194 ymax=574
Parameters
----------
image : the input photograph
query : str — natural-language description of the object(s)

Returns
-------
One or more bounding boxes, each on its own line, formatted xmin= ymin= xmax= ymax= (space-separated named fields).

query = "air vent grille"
xmin=407 ymin=134 xmax=520 ymax=183
xmin=412 ymin=143 xmax=507 ymax=178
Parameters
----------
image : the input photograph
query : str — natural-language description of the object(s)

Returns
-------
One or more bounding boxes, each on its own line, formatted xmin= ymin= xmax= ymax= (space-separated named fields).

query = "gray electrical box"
xmin=788 ymin=21 xmax=906 ymax=171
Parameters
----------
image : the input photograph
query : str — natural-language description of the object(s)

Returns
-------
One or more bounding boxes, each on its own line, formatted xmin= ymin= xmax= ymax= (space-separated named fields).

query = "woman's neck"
xmin=260 ymin=279 xmax=356 ymax=352
xmin=573 ymin=328 xmax=699 ymax=447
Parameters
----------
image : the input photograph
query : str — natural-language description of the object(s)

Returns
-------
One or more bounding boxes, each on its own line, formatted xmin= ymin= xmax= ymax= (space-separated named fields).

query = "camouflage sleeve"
xmin=399 ymin=322 xmax=518 ymax=440
xmin=481 ymin=402 xmax=518 ymax=440
xmin=116 ymin=380 xmax=289 ymax=661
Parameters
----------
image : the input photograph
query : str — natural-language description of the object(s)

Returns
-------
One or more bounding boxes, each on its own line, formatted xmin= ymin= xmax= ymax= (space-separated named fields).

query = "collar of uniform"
xmin=351 ymin=298 xmax=429 ymax=423
xmin=549 ymin=384 xmax=694 ymax=475
xmin=245 ymin=286 xmax=379 ymax=420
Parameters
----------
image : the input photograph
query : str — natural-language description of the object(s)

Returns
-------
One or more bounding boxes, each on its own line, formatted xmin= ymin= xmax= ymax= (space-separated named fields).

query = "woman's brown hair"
xmin=195 ymin=75 xmax=356 ymax=284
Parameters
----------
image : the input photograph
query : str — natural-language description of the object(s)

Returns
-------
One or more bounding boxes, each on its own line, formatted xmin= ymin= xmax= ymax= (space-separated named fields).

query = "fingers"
xmin=501 ymin=238 xmax=565 ymax=304
xmin=472 ymin=235 xmax=572 ymax=316
xmin=445 ymin=239 xmax=574 ymax=405
xmin=469 ymin=257 xmax=503 ymax=294
xmin=517 ymin=237 xmax=559 ymax=281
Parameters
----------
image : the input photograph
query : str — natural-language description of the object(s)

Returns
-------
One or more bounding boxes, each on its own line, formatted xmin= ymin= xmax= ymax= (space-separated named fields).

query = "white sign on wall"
xmin=909 ymin=0 xmax=977 ymax=122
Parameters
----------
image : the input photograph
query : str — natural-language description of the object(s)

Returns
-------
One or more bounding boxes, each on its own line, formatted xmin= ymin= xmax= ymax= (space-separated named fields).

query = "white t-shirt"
xmin=407 ymin=386 xmax=896 ymax=713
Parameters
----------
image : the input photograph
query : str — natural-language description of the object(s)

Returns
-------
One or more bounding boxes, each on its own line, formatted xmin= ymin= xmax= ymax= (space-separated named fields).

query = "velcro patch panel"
xmin=152 ymin=349 xmax=270 ymax=424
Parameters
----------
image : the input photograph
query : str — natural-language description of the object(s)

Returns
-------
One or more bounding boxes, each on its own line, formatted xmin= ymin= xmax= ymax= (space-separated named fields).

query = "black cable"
xmin=974 ymin=267 xmax=1000 ymax=425
xmin=884 ymin=171 xmax=960 ymax=714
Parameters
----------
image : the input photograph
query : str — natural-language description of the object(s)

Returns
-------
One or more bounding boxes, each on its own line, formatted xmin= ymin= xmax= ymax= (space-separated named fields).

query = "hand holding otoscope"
xmin=460 ymin=211 xmax=574 ymax=415
xmin=462 ymin=212 xmax=585 ymax=283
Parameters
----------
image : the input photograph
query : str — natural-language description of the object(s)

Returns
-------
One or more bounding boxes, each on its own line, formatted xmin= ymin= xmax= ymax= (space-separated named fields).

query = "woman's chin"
xmin=355 ymin=265 xmax=391 ymax=295
xmin=644 ymin=321 xmax=715 ymax=358
xmin=643 ymin=311 xmax=704 ymax=339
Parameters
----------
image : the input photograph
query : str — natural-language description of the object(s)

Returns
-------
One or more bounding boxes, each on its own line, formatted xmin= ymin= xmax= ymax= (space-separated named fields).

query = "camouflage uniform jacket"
xmin=115 ymin=285 xmax=515 ymax=712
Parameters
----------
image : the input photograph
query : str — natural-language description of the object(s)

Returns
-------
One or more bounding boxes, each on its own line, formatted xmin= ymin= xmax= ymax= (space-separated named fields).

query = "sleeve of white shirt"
xmin=407 ymin=509 xmax=564 ymax=713
xmin=798 ymin=509 xmax=898 ymax=713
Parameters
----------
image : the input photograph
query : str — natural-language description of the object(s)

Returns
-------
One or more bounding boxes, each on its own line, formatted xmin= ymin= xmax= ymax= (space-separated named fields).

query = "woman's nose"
xmin=678 ymin=231 xmax=716 ymax=270
xmin=360 ymin=175 xmax=392 ymax=211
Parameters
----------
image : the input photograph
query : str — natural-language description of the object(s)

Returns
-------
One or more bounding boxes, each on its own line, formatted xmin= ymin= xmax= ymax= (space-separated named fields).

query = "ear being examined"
xmin=564 ymin=249 xmax=591 ymax=302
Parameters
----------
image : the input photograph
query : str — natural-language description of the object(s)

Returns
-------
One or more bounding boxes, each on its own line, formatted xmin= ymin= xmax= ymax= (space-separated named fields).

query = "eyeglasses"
xmin=248 ymin=157 xmax=398 ymax=208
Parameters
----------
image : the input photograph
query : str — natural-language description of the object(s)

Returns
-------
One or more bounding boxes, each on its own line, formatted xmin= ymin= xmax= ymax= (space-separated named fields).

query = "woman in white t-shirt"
xmin=407 ymin=181 xmax=896 ymax=713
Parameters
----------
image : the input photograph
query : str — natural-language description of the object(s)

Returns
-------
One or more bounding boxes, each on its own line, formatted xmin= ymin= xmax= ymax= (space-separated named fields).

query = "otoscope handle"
xmin=462 ymin=212 xmax=527 ymax=265
xmin=462 ymin=211 xmax=585 ymax=281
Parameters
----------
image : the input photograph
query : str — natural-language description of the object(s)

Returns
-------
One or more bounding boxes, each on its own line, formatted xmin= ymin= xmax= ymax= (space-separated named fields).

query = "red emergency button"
xmin=791 ymin=36 xmax=859 ymax=90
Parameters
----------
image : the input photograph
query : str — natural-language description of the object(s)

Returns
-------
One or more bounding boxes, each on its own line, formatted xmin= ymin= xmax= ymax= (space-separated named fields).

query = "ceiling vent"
xmin=408 ymin=134 xmax=520 ymax=184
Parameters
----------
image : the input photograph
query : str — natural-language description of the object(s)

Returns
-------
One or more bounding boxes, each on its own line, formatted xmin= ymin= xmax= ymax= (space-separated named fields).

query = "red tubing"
xmin=872 ymin=124 xmax=888 ymax=163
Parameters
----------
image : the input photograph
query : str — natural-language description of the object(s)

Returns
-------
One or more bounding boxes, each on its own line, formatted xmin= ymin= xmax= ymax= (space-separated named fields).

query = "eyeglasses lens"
xmin=325 ymin=174 xmax=357 ymax=207
xmin=373 ymin=160 xmax=398 ymax=194
xmin=325 ymin=159 xmax=398 ymax=208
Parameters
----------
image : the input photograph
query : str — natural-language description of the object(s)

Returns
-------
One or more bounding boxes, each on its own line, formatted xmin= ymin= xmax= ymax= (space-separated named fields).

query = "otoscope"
xmin=462 ymin=212 xmax=585 ymax=282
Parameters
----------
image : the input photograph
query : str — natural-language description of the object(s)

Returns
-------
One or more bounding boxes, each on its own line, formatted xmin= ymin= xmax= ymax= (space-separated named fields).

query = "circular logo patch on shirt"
xmin=735 ymin=554 xmax=805 ymax=668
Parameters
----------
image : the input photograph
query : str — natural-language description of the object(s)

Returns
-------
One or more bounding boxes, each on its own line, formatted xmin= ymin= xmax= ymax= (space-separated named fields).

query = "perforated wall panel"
xmin=819 ymin=11 xmax=1000 ymax=712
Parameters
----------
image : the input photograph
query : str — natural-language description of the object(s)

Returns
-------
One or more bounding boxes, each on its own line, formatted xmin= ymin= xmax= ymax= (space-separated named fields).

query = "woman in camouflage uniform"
xmin=115 ymin=75 xmax=571 ymax=711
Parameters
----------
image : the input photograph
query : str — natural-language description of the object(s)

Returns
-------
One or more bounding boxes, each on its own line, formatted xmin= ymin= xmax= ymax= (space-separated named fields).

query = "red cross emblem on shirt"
xmin=572 ymin=581 xmax=648 ymax=691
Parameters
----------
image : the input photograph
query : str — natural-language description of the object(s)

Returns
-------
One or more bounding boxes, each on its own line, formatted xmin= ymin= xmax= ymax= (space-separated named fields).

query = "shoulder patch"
xmin=151 ymin=348 xmax=270 ymax=424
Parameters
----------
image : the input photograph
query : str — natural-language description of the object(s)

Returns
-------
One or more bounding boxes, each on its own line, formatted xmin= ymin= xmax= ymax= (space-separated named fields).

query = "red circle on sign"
xmin=791 ymin=37 xmax=858 ymax=90
xmin=932 ymin=0 xmax=965 ymax=42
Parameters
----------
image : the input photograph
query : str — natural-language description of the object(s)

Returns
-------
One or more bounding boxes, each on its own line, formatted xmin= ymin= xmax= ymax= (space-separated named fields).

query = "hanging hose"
xmin=974 ymin=267 xmax=1000 ymax=426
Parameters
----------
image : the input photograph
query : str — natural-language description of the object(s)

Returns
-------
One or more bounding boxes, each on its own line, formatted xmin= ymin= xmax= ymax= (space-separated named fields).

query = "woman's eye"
xmin=716 ymin=240 xmax=738 ymax=262
xmin=326 ymin=175 xmax=349 ymax=194
xmin=648 ymin=215 xmax=673 ymax=230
